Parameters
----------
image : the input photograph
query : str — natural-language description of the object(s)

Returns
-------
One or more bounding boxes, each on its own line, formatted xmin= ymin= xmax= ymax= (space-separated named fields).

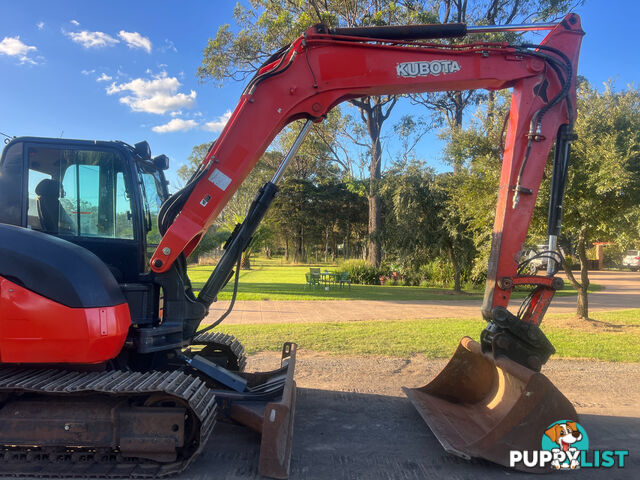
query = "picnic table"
xmin=319 ymin=271 xmax=339 ymax=286
xmin=305 ymin=269 xmax=351 ymax=290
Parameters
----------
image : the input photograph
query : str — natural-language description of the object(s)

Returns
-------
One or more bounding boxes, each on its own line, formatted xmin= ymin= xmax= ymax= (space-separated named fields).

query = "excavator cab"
xmin=0 ymin=136 xmax=296 ymax=478
xmin=0 ymin=137 xmax=168 ymax=281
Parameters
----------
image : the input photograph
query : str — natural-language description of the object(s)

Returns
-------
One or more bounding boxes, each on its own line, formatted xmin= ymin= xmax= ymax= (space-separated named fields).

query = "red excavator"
xmin=0 ymin=14 xmax=583 ymax=478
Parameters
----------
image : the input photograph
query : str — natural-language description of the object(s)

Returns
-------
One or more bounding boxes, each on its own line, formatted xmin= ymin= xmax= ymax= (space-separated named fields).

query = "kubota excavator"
xmin=0 ymin=13 xmax=583 ymax=478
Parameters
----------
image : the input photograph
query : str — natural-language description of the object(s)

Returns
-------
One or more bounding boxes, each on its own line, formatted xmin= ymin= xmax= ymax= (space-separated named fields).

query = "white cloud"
xmin=97 ymin=72 xmax=112 ymax=82
xmin=71 ymin=19 xmax=80 ymax=26
xmin=0 ymin=36 xmax=38 ymax=64
xmin=81 ymin=68 xmax=95 ymax=75
xmin=152 ymin=118 xmax=198 ymax=133
xmin=106 ymin=71 xmax=196 ymax=115
xmin=204 ymin=110 xmax=232 ymax=132
xmin=159 ymin=39 xmax=177 ymax=53
xmin=67 ymin=30 xmax=119 ymax=48
xmin=37 ymin=21 xmax=45 ymax=30
xmin=170 ymin=110 xmax=183 ymax=117
xmin=118 ymin=31 xmax=151 ymax=53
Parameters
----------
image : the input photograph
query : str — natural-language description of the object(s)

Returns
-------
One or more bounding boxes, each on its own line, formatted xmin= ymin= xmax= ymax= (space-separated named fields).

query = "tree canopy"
xmin=542 ymin=81 xmax=640 ymax=317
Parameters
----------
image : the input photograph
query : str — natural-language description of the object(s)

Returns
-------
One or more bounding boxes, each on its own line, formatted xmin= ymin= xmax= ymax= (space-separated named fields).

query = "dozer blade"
xmin=221 ymin=342 xmax=297 ymax=479
xmin=403 ymin=337 xmax=577 ymax=472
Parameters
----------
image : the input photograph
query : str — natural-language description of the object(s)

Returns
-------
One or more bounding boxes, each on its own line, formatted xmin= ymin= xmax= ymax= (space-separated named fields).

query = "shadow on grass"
xmin=190 ymin=280 xmax=590 ymax=302
xmin=190 ymin=281 xmax=486 ymax=301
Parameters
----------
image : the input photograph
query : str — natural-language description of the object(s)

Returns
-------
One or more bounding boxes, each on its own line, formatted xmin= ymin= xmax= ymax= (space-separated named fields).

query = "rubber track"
xmin=0 ymin=368 xmax=217 ymax=477
xmin=193 ymin=332 xmax=247 ymax=372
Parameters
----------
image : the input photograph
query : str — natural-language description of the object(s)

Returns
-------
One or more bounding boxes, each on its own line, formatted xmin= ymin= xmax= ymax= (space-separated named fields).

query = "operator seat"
xmin=35 ymin=179 xmax=75 ymax=234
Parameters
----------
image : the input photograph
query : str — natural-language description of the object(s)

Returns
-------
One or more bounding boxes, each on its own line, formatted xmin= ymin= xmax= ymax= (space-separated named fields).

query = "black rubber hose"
xmin=328 ymin=23 xmax=467 ymax=40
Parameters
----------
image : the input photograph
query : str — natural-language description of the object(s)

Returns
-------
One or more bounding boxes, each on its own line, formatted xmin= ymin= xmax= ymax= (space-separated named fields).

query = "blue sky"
xmin=1 ymin=1 xmax=638 ymax=189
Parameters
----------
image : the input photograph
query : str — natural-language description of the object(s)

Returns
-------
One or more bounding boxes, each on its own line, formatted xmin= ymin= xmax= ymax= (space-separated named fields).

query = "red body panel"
xmin=0 ymin=277 xmax=130 ymax=364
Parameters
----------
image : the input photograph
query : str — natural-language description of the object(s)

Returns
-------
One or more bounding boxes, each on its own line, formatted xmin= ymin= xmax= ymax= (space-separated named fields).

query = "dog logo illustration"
xmin=511 ymin=419 xmax=628 ymax=469
xmin=542 ymin=420 xmax=589 ymax=469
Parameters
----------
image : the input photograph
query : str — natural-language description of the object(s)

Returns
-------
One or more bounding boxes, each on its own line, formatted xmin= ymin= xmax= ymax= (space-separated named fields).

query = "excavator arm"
xmin=152 ymin=14 xmax=582 ymax=328
xmin=151 ymin=14 xmax=584 ymax=475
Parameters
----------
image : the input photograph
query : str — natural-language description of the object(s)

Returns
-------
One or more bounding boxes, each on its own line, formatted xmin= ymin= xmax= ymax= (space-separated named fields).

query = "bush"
xmin=418 ymin=259 xmax=455 ymax=288
xmin=563 ymin=254 xmax=581 ymax=271
xmin=468 ymin=261 xmax=487 ymax=286
xmin=339 ymin=259 xmax=388 ymax=285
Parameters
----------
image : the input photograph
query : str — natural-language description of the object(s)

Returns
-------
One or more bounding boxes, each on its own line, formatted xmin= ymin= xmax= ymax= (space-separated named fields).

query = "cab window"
xmin=137 ymin=163 xmax=167 ymax=263
xmin=26 ymin=146 xmax=134 ymax=239
xmin=0 ymin=142 xmax=24 ymax=226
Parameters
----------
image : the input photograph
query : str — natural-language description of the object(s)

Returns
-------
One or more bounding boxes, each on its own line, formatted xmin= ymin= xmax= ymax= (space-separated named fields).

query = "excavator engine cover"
xmin=403 ymin=337 xmax=577 ymax=472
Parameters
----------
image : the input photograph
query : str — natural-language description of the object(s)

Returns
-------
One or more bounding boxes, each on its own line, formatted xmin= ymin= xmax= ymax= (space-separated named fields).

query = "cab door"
xmin=24 ymin=142 xmax=142 ymax=282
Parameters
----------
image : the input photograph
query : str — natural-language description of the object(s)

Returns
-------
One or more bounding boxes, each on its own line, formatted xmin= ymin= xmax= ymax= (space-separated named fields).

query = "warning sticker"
xmin=208 ymin=168 xmax=232 ymax=191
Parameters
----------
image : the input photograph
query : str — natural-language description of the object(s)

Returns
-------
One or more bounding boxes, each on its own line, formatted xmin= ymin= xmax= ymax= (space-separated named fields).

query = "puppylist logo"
xmin=510 ymin=420 xmax=629 ymax=470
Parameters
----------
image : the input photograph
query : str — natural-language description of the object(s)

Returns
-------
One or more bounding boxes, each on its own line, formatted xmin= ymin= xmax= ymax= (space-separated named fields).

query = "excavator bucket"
xmin=403 ymin=337 xmax=577 ymax=472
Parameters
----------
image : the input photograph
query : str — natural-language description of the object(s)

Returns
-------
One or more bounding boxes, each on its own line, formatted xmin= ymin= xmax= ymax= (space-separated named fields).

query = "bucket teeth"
xmin=403 ymin=337 xmax=577 ymax=472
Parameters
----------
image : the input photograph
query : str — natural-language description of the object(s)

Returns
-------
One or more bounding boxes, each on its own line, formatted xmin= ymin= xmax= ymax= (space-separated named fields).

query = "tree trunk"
xmin=345 ymin=222 xmax=350 ymax=259
xmin=368 ymin=194 xmax=382 ymax=266
xmin=576 ymin=232 xmax=590 ymax=319
xmin=294 ymin=232 xmax=304 ymax=263
xmin=452 ymin=91 xmax=464 ymax=173
xmin=241 ymin=252 xmax=251 ymax=270
xmin=324 ymin=228 xmax=329 ymax=263
xmin=448 ymin=246 xmax=462 ymax=293
xmin=351 ymin=95 xmax=397 ymax=267
xmin=563 ymin=229 xmax=590 ymax=319
xmin=332 ymin=235 xmax=337 ymax=262
xmin=301 ymin=227 xmax=306 ymax=263
xmin=284 ymin=237 xmax=289 ymax=261
xmin=487 ymin=91 xmax=496 ymax=121
xmin=367 ymin=104 xmax=383 ymax=267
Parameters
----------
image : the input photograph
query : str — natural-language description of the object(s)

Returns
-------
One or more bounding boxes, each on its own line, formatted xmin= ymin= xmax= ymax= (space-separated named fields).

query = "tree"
xmin=412 ymin=0 xmax=580 ymax=171
xmin=433 ymin=173 xmax=476 ymax=292
xmin=380 ymin=160 xmax=476 ymax=291
xmin=268 ymin=178 xmax=319 ymax=263
xmin=538 ymin=81 xmax=640 ymax=319
xmin=381 ymin=162 xmax=439 ymax=271
xmin=177 ymin=143 xmax=211 ymax=184
xmin=179 ymin=143 xmax=279 ymax=267
xmin=189 ymin=229 xmax=229 ymax=264
xmin=272 ymin=114 xmax=345 ymax=183
xmin=197 ymin=0 xmax=436 ymax=267
xmin=441 ymin=93 xmax=509 ymax=284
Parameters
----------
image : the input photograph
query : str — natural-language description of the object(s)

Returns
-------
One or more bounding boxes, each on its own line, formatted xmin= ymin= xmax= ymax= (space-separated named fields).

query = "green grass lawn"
xmin=214 ymin=309 xmax=640 ymax=362
xmin=188 ymin=260 xmax=600 ymax=301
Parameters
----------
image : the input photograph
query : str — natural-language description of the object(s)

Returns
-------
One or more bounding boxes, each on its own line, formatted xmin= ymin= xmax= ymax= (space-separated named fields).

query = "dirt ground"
xmin=153 ymin=351 xmax=639 ymax=480
xmin=248 ymin=349 xmax=640 ymax=418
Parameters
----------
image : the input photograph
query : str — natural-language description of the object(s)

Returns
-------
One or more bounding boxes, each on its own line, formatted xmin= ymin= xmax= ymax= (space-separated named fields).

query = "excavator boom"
xmin=147 ymin=14 xmax=583 ymax=473
xmin=151 ymin=16 xmax=583 ymax=291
